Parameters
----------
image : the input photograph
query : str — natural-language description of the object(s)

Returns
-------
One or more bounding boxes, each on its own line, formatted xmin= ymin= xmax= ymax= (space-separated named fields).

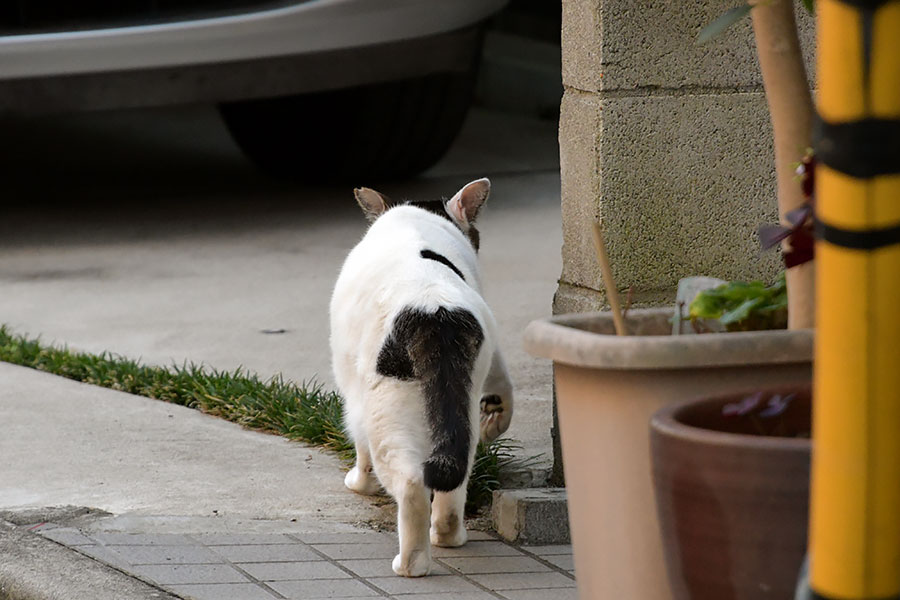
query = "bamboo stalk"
xmin=591 ymin=222 xmax=627 ymax=336
xmin=751 ymin=0 xmax=815 ymax=329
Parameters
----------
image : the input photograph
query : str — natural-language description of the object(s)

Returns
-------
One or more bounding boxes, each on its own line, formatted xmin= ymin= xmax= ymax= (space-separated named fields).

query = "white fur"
xmin=330 ymin=180 xmax=512 ymax=577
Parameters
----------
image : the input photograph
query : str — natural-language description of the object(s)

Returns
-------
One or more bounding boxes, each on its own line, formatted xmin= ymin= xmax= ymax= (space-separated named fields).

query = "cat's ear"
xmin=354 ymin=187 xmax=391 ymax=223
xmin=446 ymin=178 xmax=490 ymax=228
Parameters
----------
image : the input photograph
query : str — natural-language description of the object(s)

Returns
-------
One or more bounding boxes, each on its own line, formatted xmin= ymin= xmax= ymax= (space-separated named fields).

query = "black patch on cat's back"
xmin=376 ymin=336 xmax=415 ymax=380
xmin=420 ymin=249 xmax=465 ymax=281
xmin=376 ymin=307 xmax=482 ymax=381
xmin=375 ymin=306 xmax=484 ymax=491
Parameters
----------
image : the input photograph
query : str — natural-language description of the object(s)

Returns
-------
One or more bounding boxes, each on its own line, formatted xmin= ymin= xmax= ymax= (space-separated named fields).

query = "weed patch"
xmin=0 ymin=325 xmax=530 ymax=513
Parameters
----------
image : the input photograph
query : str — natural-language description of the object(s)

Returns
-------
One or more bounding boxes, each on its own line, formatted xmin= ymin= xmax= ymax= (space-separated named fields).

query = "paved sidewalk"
xmin=0 ymin=360 xmax=574 ymax=600
xmin=0 ymin=362 xmax=377 ymax=522
xmin=25 ymin=521 xmax=575 ymax=600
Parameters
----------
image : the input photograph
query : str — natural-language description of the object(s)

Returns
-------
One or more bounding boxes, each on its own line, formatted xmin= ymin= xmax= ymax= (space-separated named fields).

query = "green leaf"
xmin=801 ymin=0 xmax=815 ymax=15
xmin=697 ymin=4 xmax=753 ymax=45
xmin=688 ymin=292 xmax=727 ymax=320
xmin=689 ymin=273 xmax=788 ymax=327
xmin=720 ymin=297 xmax=765 ymax=324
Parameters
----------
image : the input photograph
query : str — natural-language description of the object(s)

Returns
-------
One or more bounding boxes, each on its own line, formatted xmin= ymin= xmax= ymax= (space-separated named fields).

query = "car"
xmin=0 ymin=0 xmax=508 ymax=180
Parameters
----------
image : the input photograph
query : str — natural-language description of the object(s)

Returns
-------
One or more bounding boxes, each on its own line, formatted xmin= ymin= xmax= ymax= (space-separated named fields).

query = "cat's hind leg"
xmin=344 ymin=438 xmax=382 ymax=496
xmin=369 ymin=424 xmax=432 ymax=576
xmin=386 ymin=470 xmax=432 ymax=577
xmin=430 ymin=484 xmax=468 ymax=548
xmin=340 ymin=385 xmax=382 ymax=496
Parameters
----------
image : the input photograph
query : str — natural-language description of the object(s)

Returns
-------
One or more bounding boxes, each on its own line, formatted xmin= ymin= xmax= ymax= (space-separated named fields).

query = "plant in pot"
xmin=650 ymin=385 xmax=811 ymax=600
xmin=522 ymin=2 xmax=815 ymax=599
xmin=649 ymin=8 xmax=818 ymax=599
xmin=651 ymin=265 xmax=814 ymax=600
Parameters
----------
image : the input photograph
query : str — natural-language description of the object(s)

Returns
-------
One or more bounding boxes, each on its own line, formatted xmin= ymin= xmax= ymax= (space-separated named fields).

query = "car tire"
xmin=219 ymin=65 xmax=478 ymax=182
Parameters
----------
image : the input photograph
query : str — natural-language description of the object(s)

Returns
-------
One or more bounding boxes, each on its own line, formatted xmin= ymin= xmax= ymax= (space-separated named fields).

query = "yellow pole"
xmin=810 ymin=0 xmax=900 ymax=598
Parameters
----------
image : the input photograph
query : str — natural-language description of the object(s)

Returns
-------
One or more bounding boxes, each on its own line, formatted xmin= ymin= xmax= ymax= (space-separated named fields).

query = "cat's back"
xmin=335 ymin=206 xmax=481 ymax=306
xmin=330 ymin=206 xmax=489 ymax=367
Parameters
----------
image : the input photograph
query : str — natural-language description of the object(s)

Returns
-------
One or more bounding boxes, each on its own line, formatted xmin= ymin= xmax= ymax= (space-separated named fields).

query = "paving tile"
xmin=294 ymin=532 xmax=393 ymax=545
xmin=110 ymin=544 xmax=222 ymax=565
xmin=464 ymin=530 xmax=496 ymax=542
xmin=366 ymin=574 xmax=483 ymax=595
xmin=133 ymin=563 xmax=249 ymax=585
xmin=212 ymin=544 xmax=322 ymax=563
xmin=39 ymin=528 xmax=96 ymax=546
xmin=237 ymin=561 xmax=349 ymax=581
xmin=338 ymin=559 xmax=449 ymax=578
xmin=431 ymin=541 xmax=524 ymax=558
xmin=311 ymin=543 xmax=397 ymax=560
xmin=92 ymin=532 xmax=193 ymax=546
xmin=501 ymin=588 xmax=579 ymax=600
xmin=71 ymin=545 xmax=130 ymax=569
xmin=169 ymin=582 xmax=280 ymax=600
xmin=393 ymin=594 xmax=497 ymax=600
xmin=521 ymin=545 xmax=573 ymax=556
xmin=191 ymin=533 xmax=294 ymax=546
xmin=469 ymin=572 xmax=576 ymax=591
xmin=542 ymin=554 xmax=574 ymax=571
xmin=268 ymin=578 xmax=379 ymax=598
xmin=439 ymin=556 xmax=551 ymax=574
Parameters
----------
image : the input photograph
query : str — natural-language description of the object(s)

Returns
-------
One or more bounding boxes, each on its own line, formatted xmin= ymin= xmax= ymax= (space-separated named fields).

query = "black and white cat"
xmin=329 ymin=178 xmax=513 ymax=577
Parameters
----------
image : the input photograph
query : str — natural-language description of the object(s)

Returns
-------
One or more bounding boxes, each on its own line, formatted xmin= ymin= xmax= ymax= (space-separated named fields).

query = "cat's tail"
xmin=376 ymin=306 xmax=484 ymax=492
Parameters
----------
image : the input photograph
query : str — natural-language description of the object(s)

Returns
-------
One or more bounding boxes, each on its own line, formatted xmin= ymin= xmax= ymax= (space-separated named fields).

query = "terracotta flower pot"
xmin=523 ymin=309 xmax=812 ymax=600
xmin=650 ymin=386 xmax=811 ymax=600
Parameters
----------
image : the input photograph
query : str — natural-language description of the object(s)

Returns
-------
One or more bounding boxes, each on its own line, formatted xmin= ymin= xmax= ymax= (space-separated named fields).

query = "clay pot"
xmin=523 ymin=309 xmax=812 ymax=600
xmin=650 ymin=387 xmax=811 ymax=600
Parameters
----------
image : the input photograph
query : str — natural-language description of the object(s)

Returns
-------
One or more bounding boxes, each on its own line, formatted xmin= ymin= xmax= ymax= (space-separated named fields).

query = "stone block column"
xmin=555 ymin=0 xmax=815 ymax=313
xmin=550 ymin=1 xmax=814 ymax=484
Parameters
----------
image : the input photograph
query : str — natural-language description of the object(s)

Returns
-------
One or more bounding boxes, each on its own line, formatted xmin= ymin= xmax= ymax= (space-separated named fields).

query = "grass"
xmin=0 ymin=325 xmax=533 ymax=514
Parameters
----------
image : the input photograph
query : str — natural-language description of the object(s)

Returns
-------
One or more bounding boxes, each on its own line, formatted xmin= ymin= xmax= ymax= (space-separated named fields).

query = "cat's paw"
xmin=480 ymin=394 xmax=511 ymax=443
xmin=344 ymin=466 xmax=382 ymax=496
xmin=430 ymin=524 xmax=467 ymax=548
xmin=392 ymin=550 xmax=431 ymax=577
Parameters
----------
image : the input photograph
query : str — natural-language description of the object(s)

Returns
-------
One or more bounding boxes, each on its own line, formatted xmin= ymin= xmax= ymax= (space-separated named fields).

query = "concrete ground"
xmin=0 ymin=106 xmax=567 ymax=598
xmin=0 ymin=362 xmax=376 ymax=522
xmin=0 ymin=105 xmax=561 ymax=470
xmin=0 ymin=362 xmax=575 ymax=600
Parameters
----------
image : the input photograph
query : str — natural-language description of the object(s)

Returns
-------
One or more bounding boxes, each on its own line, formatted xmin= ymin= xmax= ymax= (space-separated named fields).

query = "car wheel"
xmin=219 ymin=66 xmax=478 ymax=182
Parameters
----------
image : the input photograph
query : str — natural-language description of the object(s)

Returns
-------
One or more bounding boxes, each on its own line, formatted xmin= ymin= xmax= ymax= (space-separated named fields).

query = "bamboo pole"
xmin=591 ymin=222 xmax=626 ymax=336
xmin=750 ymin=0 xmax=816 ymax=329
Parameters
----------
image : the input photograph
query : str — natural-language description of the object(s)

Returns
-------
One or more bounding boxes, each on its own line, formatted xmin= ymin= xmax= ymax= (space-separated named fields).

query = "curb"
xmin=0 ymin=521 xmax=178 ymax=600
xmin=491 ymin=487 xmax=570 ymax=545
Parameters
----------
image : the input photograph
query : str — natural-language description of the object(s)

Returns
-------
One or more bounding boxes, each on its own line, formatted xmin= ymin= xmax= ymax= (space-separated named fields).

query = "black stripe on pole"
xmin=811 ymin=590 xmax=900 ymax=600
xmin=817 ymin=219 xmax=900 ymax=250
xmin=833 ymin=0 xmax=895 ymax=8
xmin=815 ymin=117 xmax=900 ymax=178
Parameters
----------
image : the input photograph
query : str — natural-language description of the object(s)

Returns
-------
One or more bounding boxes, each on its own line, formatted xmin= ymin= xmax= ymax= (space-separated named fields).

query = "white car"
xmin=0 ymin=0 xmax=508 ymax=179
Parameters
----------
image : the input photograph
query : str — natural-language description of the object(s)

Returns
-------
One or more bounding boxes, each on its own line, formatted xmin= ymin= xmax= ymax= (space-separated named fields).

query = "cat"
xmin=329 ymin=178 xmax=513 ymax=577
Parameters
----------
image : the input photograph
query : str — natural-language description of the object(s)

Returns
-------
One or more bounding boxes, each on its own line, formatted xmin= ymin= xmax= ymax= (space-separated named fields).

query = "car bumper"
xmin=0 ymin=0 xmax=506 ymax=80
xmin=0 ymin=25 xmax=485 ymax=115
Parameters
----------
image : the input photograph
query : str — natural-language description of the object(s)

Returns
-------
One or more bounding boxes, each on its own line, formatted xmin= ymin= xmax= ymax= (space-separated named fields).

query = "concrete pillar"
xmin=551 ymin=1 xmax=815 ymax=483
xmin=555 ymin=0 xmax=815 ymax=313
